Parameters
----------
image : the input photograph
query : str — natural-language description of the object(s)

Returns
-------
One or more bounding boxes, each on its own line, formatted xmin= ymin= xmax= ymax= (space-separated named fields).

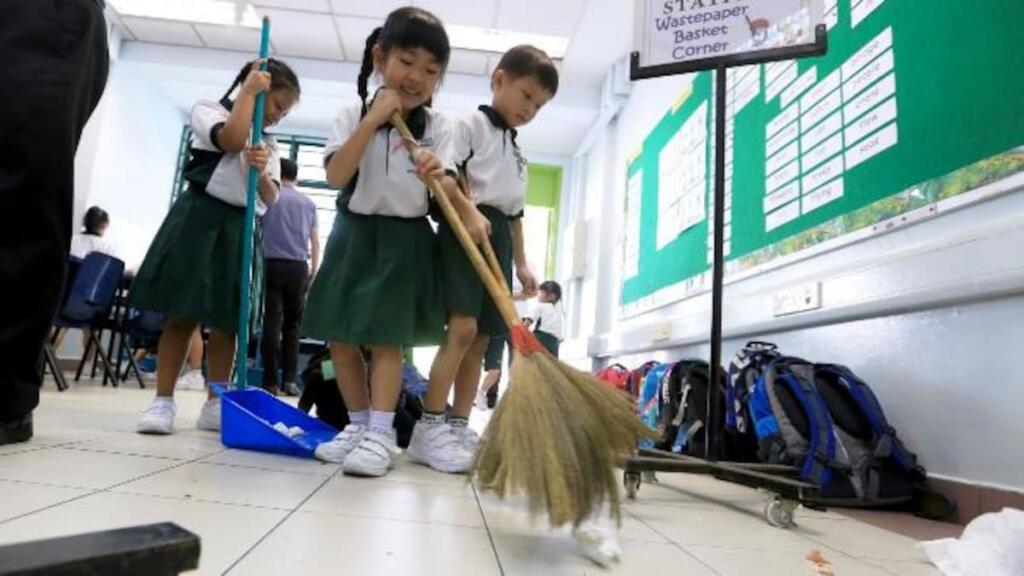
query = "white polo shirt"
xmin=187 ymin=98 xmax=281 ymax=215
xmin=451 ymin=106 xmax=528 ymax=218
xmin=324 ymin=102 xmax=456 ymax=218
xmin=527 ymin=301 xmax=564 ymax=341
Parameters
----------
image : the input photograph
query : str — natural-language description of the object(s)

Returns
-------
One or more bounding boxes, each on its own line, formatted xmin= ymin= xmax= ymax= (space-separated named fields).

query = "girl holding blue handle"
xmin=133 ymin=58 xmax=301 ymax=435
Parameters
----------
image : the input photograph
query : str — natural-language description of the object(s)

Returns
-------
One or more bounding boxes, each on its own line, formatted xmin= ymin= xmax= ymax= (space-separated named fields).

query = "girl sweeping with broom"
xmin=134 ymin=59 xmax=301 ymax=435
xmin=303 ymin=7 xmax=490 ymax=477
xmin=410 ymin=45 xmax=558 ymax=472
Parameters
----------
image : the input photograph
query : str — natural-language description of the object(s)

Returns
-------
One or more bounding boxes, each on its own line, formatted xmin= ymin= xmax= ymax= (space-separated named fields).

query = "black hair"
xmin=280 ymin=158 xmax=298 ymax=181
xmin=496 ymin=45 xmax=559 ymax=96
xmin=357 ymin=7 xmax=451 ymax=115
xmin=222 ymin=58 xmax=301 ymax=102
xmin=539 ymin=280 xmax=562 ymax=303
xmin=82 ymin=206 xmax=109 ymax=236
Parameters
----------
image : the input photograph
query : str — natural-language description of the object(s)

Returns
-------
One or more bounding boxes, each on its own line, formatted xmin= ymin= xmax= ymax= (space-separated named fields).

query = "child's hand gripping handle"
xmin=390 ymin=112 xmax=521 ymax=330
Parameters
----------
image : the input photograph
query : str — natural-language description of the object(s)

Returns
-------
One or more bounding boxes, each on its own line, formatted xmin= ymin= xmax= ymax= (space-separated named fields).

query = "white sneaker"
xmin=573 ymin=521 xmax=623 ymax=567
xmin=314 ymin=424 xmax=366 ymax=463
xmin=474 ymin=388 xmax=489 ymax=410
xmin=406 ymin=421 xmax=474 ymax=474
xmin=176 ymin=369 xmax=205 ymax=391
xmin=342 ymin=430 xmax=399 ymax=477
xmin=136 ymin=398 xmax=176 ymax=435
xmin=196 ymin=398 xmax=221 ymax=431
xmin=452 ymin=425 xmax=480 ymax=453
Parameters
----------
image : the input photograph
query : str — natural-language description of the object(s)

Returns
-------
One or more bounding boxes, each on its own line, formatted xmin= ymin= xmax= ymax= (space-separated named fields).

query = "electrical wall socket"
xmin=653 ymin=322 xmax=672 ymax=341
xmin=773 ymin=282 xmax=822 ymax=317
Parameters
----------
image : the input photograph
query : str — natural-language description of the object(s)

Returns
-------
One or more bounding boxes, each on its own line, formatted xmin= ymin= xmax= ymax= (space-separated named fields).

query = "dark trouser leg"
xmin=0 ymin=0 xmax=108 ymax=423
xmin=260 ymin=260 xmax=285 ymax=390
xmin=280 ymin=260 xmax=308 ymax=383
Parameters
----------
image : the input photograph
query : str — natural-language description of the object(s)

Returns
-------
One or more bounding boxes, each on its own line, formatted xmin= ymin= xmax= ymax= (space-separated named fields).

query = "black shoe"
xmin=281 ymin=382 xmax=301 ymax=397
xmin=0 ymin=413 xmax=33 ymax=446
xmin=262 ymin=385 xmax=280 ymax=396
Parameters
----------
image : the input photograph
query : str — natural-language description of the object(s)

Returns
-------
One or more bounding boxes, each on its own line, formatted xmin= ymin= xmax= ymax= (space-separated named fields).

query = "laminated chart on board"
xmin=621 ymin=0 xmax=1024 ymax=316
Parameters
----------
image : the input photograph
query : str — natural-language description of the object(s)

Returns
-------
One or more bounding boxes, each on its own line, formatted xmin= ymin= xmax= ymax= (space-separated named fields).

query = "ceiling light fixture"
xmin=447 ymin=25 xmax=569 ymax=59
xmin=109 ymin=0 xmax=260 ymax=28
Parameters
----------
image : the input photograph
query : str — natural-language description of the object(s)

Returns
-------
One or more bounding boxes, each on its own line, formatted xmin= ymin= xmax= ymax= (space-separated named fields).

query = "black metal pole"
xmin=706 ymin=64 xmax=728 ymax=461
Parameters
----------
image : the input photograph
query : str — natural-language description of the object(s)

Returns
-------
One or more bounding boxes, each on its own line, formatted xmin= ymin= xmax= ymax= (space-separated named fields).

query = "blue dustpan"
xmin=217 ymin=386 xmax=337 ymax=458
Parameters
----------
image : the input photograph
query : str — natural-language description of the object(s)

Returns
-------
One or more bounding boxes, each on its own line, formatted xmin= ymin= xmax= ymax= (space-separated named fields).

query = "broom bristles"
xmin=473 ymin=327 xmax=660 ymax=528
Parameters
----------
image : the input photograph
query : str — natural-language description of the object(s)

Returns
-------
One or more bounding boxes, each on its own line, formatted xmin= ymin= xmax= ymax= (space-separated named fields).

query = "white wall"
xmin=556 ymin=70 xmax=1024 ymax=490
xmin=74 ymin=58 xmax=187 ymax=271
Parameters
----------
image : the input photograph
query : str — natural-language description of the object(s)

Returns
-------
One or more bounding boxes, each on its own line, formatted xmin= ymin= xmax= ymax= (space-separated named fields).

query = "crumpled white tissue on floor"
xmin=921 ymin=507 xmax=1024 ymax=576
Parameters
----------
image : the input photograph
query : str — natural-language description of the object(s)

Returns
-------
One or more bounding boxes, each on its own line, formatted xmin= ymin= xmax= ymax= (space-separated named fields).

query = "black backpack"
xmin=297 ymin=347 xmax=428 ymax=449
xmin=658 ymin=360 xmax=715 ymax=458
xmin=807 ymin=364 xmax=925 ymax=507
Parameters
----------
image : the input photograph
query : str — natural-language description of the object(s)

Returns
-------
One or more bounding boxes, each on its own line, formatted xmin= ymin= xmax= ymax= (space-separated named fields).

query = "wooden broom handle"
xmin=391 ymin=112 xmax=521 ymax=328
xmin=456 ymin=173 xmax=511 ymax=297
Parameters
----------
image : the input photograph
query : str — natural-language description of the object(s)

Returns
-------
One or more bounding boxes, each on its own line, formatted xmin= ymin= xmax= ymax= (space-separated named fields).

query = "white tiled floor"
xmin=0 ymin=381 xmax=945 ymax=575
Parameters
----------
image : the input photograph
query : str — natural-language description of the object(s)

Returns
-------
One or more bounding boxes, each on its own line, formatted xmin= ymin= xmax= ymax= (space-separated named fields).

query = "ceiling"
xmin=106 ymin=0 xmax=636 ymax=156
xmin=109 ymin=0 xmax=612 ymax=81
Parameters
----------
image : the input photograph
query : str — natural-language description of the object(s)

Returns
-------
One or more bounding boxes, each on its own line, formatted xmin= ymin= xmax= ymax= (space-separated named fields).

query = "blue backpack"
xmin=638 ymin=363 xmax=671 ymax=449
xmin=810 ymin=364 xmax=923 ymax=506
xmin=726 ymin=342 xmax=780 ymax=462
xmin=748 ymin=356 xmax=838 ymax=486
xmin=734 ymin=342 xmax=927 ymax=507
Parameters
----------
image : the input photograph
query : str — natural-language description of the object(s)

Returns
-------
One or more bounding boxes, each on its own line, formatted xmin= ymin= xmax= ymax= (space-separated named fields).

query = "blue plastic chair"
xmin=52 ymin=252 xmax=125 ymax=386
xmin=117 ymin=308 xmax=164 ymax=388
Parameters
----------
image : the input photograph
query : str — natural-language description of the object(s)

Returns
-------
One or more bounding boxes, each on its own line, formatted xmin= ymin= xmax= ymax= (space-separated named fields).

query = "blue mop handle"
xmin=235 ymin=17 xmax=271 ymax=391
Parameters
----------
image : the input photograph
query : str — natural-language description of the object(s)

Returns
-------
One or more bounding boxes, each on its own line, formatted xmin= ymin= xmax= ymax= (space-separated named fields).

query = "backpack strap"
xmin=818 ymin=365 xmax=918 ymax=473
xmin=765 ymin=360 xmax=836 ymax=486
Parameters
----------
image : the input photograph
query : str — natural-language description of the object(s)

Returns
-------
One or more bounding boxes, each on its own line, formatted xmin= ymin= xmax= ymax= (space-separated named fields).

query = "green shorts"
xmin=437 ymin=205 xmax=514 ymax=338
xmin=483 ymin=335 xmax=507 ymax=371
xmin=535 ymin=330 xmax=559 ymax=358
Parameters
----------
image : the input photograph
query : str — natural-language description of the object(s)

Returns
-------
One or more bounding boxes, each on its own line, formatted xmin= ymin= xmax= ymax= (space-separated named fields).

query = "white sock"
xmin=449 ymin=416 xmax=469 ymax=428
xmin=368 ymin=410 xmax=395 ymax=435
xmin=348 ymin=409 xmax=370 ymax=427
xmin=153 ymin=396 xmax=175 ymax=406
xmin=421 ymin=411 xmax=446 ymax=426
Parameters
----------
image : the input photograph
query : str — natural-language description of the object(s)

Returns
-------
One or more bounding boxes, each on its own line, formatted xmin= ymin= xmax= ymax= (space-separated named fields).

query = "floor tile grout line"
xmin=221 ymin=474 xmax=335 ymax=575
xmin=281 ymin=506 xmax=490 ymax=530
xmin=623 ymin=506 xmax=724 ymax=576
xmin=471 ymin=482 xmax=506 ymax=576
xmin=54 ymin=446 xmax=198 ymax=462
xmin=0 ymin=435 xmax=115 ymax=458
xmin=0 ymin=447 xmax=229 ymax=527
xmin=0 ymin=489 xmax=106 ymax=526
xmin=180 ymin=459 xmax=339 ymax=477
xmin=0 ymin=477 xmax=103 ymax=492
xmin=101 ymin=488 xmax=296 ymax=513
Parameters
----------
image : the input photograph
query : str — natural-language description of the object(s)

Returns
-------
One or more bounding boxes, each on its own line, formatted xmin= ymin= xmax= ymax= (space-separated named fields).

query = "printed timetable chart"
xmin=708 ymin=65 xmax=761 ymax=265
xmin=657 ymin=101 xmax=708 ymax=250
xmin=761 ymin=19 xmax=897 ymax=233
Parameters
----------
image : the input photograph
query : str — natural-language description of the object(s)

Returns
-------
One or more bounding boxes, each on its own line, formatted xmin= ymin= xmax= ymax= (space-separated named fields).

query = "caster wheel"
xmin=765 ymin=497 xmax=799 ymax=528
xmin=624 ymin=471 xmax=641 ymax=500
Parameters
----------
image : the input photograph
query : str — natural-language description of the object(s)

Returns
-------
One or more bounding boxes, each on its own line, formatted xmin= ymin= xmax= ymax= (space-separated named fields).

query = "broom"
xmin=234 ymin=17 xmax=271 ymax=390
xmin=391 ymin=113 xmax=657 ymax=527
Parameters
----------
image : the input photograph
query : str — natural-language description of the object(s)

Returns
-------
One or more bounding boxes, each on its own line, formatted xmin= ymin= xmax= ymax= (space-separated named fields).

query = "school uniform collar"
xmin=479 ymin=105 xmax=518 ymax=142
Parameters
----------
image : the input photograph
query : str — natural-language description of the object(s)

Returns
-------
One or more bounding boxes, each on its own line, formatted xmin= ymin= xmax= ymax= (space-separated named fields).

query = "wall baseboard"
xmin=927 ymin=476 xmax=1024 ymax=526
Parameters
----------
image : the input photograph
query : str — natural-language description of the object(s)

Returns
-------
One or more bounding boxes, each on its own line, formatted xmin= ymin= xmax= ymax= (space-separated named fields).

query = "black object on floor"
xmin=0 ymin=413 xmax=32 ymax=446
xmin=0 ymin=522 xmax=200 ymax=576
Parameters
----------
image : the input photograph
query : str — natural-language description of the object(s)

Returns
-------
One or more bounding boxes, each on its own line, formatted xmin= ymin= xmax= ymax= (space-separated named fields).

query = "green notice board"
xmin=622 ymin=0 xmax=1024 ymax=312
